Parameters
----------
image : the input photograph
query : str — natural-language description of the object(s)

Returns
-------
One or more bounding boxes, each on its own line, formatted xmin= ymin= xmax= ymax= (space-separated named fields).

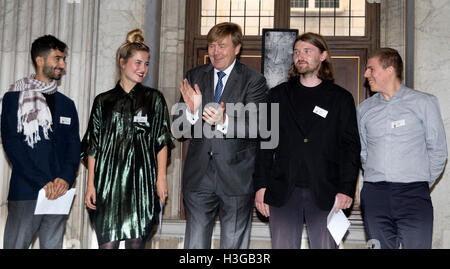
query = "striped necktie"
xmin=214 ymin=71 xmax=226 ymax=104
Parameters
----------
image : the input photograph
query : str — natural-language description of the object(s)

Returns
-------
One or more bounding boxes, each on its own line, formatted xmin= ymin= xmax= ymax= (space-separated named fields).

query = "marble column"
xmin=156 ymin=0 xmax=186 ymax=221
xmin=146 ymin=0 xmax=188 ymax=249
xmin=142 ymin=0 xmax=162 ymax=89
xmin=82 ymin=0 xmax=147 ymax=248
xmin=380 ymin=0 xmax=406 ymax=75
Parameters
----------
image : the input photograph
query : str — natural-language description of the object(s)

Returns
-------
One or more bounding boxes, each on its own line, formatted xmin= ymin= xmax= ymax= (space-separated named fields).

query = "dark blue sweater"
xmin=1 ymin=91 xmax=81 ymax=200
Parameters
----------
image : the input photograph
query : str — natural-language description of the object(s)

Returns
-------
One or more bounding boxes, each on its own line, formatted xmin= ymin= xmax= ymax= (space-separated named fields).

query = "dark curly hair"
xmin=30 ymin=35 xmax=67 ymax=69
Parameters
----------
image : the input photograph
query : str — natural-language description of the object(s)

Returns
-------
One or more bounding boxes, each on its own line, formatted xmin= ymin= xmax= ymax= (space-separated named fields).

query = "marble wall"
xmin=82 ymin=0 xmax=148 ymax=248
xmin=378 ymin=0 xmax=450 ymax=249
xmin=414 ymin=0 xmax=450 ymax=249
xmin=157 ymin=0 xmax=186 ymax=221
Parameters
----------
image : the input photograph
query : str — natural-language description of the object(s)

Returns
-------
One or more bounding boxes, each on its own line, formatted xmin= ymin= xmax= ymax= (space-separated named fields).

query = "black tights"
xmin=99 ymin=238 xmax=147 ymax=249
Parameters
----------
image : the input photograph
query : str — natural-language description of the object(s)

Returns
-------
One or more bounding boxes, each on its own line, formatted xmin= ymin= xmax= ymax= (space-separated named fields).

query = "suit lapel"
xmin=202 ymin=65 xmax=215 ymax=105
xmin=219 ymin=61 xmax=241 ymax=104
xmin=51 ymin=93 xmax=59 ymax=140
xmin=306 ymin=82 xmax=334 ymax=135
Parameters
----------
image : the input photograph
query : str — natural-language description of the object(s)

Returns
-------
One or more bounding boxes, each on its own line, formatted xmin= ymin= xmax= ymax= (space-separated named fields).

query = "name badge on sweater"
xmin=60 ymin=117 xmax=71 ymax=125
xmin=134 ymin=116 xmax=148 ymax=123
xmin=313 ymin=106 xmax=328 ymax=118
xmin=391 ymin=119 xmax=406 ymax=128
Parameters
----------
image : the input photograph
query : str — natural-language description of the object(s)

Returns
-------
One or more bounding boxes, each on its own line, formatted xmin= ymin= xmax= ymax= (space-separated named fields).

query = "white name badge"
xmin=313 ymin=106 xmax=328 ymax=118
xmin=59 ymin=116 xmax=71 ymax=125
xmin=133 ymin=116 xmax=148 ymax=123
xmin=391 ymin=119 xmax=406 ymax=128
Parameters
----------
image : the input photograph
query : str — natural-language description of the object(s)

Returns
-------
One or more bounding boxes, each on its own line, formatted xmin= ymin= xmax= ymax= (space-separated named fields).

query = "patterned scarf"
xmin=2 ymin=74 xmax=57 ymax=148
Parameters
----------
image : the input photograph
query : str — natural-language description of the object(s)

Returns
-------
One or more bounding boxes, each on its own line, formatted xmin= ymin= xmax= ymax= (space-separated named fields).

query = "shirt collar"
xmin=115 ymin=81 xmax=140 ymax=98
xmin=214 ymin=59 xmax=236 ymax=77
xmin=376 ymin=84 xmax=407 ymax=102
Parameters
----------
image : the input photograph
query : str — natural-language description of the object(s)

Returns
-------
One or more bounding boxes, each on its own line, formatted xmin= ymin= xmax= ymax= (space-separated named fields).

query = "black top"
xmin=292 ymin=80 xmax=328 ymax=187
xmin=43 ymin=92 xmax=55 ymax=117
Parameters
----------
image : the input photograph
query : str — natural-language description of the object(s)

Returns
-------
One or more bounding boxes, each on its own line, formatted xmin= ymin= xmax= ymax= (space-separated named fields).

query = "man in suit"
xmin=253 ymin=32 xmax=361 ymax=248
xmin=1 ymin=35 xmax=80 ymax=249
xmin=174 ymin=22 xmax=268 ymax=249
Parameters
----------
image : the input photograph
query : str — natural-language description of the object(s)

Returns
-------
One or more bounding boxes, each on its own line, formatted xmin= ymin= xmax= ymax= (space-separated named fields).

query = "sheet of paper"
xmin=34 ymin=188 xmax=76 ymax=215
xmin=157 ymin=200 xmax=163 ymax=233
xmin=327 ymin=199 xmax=351 ymax=246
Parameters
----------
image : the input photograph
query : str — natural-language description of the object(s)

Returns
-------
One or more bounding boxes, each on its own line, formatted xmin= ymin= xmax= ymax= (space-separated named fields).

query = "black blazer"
xmin=253 ymin=79 xmax=361 ymax=210
xmin=174 ymin=61 xmax=268 ymax=196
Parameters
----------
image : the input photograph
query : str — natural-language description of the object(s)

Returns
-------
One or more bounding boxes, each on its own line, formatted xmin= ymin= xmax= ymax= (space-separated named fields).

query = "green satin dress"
xmin=81 ymin=82 xmax=173 ymax=245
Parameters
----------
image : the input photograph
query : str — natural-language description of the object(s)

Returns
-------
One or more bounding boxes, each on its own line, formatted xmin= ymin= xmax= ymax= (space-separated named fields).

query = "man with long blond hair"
xmin=254 ymin=32 xmax=360 ymax=249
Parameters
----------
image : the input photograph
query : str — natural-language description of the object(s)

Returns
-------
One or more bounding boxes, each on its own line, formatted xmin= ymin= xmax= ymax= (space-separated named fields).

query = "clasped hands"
xmin=180 ymin=79 xmax=226 ymax=126
xmin=43 ymin=177 xmax=69 ymax=200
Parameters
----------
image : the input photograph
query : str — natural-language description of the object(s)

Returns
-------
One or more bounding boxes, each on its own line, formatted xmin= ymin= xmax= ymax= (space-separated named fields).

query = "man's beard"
xmin=42 ymin=65 xmax=64 ymax=80
xmin=295 ymin=60 xmax=320 ymax=75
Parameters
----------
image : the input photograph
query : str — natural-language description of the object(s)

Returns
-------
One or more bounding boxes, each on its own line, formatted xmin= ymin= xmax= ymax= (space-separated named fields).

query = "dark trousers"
xmin=183 ymin=160 xmax=253 ymax=249
xmin=3 ymin=200 xmax=67 ymax=249
xmin=360 ymin=181 xmax=433 ymax=249
xmin=269 ymin=187 xmax=337 ymax=249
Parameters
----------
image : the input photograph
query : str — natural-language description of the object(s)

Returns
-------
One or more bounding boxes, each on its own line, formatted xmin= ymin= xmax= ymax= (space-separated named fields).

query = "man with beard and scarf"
xmin=1 ymin=35 xmax=80 ymax=249
xmin=253 ymin=32 xmax=361 ymax=248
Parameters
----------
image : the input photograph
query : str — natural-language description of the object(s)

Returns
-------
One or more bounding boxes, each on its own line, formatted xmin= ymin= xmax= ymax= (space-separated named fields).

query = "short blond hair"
xmin=369 ymin=48 xmax=403 ymax=81
xmin=207 ymin=22 xmax=242 ymax=48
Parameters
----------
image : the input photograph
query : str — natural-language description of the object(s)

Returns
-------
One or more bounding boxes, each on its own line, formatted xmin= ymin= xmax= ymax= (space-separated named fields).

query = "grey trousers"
xmin=183 ymin=160 xmax=253 ymax=249
xmin=269 ymin=187 xmax=337 ymax=249
xmin=3 ymin=200 xmax=67 ymax=249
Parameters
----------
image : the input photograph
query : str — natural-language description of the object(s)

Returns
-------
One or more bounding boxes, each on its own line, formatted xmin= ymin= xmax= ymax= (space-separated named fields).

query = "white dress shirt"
xmin=186 ymin=59 xmax=236 ymax=134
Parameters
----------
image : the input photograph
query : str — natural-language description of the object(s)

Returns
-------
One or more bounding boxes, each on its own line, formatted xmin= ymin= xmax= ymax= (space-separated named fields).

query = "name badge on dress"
xmin=60 ymin=117 xmax=71 ymax=125
xmin=133 ymin=116 xmax=148 ymax=123
xmin=313 ymin=106 xmax=328 ymax=118
xmin=391 ymin=119 xmax=406 ymax=128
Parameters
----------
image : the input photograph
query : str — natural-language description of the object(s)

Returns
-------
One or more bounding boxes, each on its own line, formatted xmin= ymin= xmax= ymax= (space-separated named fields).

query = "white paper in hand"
xmin=34 ymin=188 xmax=76 ymax=215
xmin=327 ymin=199 xmax=351 ymax=246
xmin=157 ymin=200 xmax=163 ymax=233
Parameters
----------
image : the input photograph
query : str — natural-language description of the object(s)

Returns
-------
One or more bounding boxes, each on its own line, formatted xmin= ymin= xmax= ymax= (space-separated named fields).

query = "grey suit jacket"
xmin=175 ymin=60 xmax=268 ymax=195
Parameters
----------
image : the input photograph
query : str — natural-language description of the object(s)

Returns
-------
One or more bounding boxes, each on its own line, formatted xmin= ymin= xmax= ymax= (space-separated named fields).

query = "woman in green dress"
xmin=81 ymin=29 xmax=173 ymax=249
